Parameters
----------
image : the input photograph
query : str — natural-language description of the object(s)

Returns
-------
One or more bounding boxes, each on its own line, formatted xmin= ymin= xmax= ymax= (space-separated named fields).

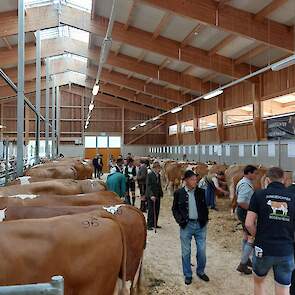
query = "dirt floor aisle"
xmin=141 ymin=195 xmax=273 ymax=295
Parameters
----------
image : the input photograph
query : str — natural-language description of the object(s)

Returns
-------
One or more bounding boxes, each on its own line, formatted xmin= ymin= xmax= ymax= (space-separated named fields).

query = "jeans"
xmin=253 ymin=254 xmax=295 ymax=286
xmin=180 ymin=221 xmax=207 ymax=278
xmin=205 ymin=186 xmax=216 ymax=209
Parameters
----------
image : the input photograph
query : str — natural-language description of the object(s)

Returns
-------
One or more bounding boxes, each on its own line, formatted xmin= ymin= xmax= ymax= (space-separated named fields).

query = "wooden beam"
xmin=193 ymin=104 xmax=200 ymax=144
xmin=138 ymin=0 xmax=294 ymax=52
xmin=216 ymin=95 xmax=224 ymax=143
xmin=208 ymin=34 xmax=236 ymax=56
xmin=2 ymin=37 xmax=12 ymax=50
xmin=60 ymin=6 xmax=258 ymax=79
xmin=234 ymin=44 xmax=268 ymax=65
xmin=159 ymin=58 xmax=171 ymax=70
xmin=182 ymin=65 xmax=194 ymax=75
xmin=152 ymin=12 xmax=173 ymax=39
xmin=126 ymin=121 xmax=165 ymax=144
xmin=180 ymin=24 xmax=205 ymax=48
xmin=63 ymin=86 xmax=159 ymax=116
xmin=115 ymin=43 xmax=123 ymax=56
xmin=253 ymin=81 xmax=262 ymax=141
xmin=217 ymin=0 xmax=232 ymax=9
xmin=124 ymin=1 xmax=137 ymax=30
xmin=137 ymin=50 xmax=146 ymax=63
xmin=254 ymin=0 xmax=289 ymax=22
xmin=202 ymin=72 xmax=218 ymax=83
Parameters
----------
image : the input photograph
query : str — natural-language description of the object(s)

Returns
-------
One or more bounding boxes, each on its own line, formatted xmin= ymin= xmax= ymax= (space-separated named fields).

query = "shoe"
xmin=211 ymin=207 xmax=219 ymax=211
xmin=247 ymin=259 xmax=252 ymax=268
xmin=197 ymin=273 xmax=210 ymax=282
xmin=147 ymin=227 xmax=153 ymax=231
xmin=156 ymin=225 xmax=162 ymax=229
xmin=236 ymin=263 xmax=252 ymax=275
xmin=185 ymin=277 xmax=192 ymax=285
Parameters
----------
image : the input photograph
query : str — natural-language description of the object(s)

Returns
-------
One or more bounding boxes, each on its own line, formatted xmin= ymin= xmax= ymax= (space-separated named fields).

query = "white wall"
xmin=59 ymin=144 xmax=84 ymax=158
xmin=121 ymin=145 xmax=150 ymax=157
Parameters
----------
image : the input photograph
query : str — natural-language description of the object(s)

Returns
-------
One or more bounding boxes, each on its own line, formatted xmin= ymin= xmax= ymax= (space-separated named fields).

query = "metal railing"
xmin=0 ymin=276 xmax=64 ymax=294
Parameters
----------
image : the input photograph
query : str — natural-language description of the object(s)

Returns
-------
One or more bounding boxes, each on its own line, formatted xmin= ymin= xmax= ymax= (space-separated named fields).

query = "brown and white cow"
xmin=0 ymin=212 xmax=129 ymax=295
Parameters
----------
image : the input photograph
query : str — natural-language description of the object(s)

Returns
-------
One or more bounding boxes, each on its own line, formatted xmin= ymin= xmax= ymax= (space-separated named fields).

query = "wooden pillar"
xmin=253 ymin=80 xmax=262 ymax=141
xmin=217 ymin=95 xmax=224 ymax=143
xmin=193 ymin=103 xmax=200 ymax=144
xmin=176 ymin=113 xmax=183 ymax=145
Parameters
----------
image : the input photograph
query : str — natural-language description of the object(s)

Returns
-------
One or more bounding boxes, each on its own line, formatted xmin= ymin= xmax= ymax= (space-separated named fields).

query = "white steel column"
xmin=45 ymin=58 xmax=50 ymax=158
xmin=51 ymin=81 xmax=56 ymax=158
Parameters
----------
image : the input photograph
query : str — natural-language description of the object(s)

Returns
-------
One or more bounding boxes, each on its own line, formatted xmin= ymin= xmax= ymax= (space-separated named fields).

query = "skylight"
xmin=62 ymin=0 xmax=92 ymax=12
xmin=38 ymin=26 xmax=89 ymax=43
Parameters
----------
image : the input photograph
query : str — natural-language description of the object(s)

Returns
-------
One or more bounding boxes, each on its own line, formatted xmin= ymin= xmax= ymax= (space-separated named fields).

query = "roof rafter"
xmin=180 ymin=24 xmax=206 ymax=48
xmin=124 ymin=0 xmax=138 ymax=30
xmin=152 ymin=12 xmax=173 ymax=39
xmin=234 ymin=44 xmax=269 ymax=65
xmin=254 ymin=0 xmax=289 ymax=22
xmin=208 ymin=34 xmax=236 ymax=56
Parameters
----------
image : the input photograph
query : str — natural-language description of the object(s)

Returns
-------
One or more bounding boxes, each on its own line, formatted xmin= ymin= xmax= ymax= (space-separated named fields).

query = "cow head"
xmin=0 ymin=208 xmax=7 ymax=222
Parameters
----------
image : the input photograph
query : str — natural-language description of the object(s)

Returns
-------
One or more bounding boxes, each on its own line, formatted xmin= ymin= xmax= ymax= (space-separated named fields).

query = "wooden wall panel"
xmin=223 ymin=82 xmax=253 ymax=110
xmin=224 ymin=123 xmax=256 ymax=142
xmin=198 ymin=98 xmax=217 ymax=116
xmin=183 ymin=133 xmax=194 ymax=145
xmin=124 ymin=133 xmax=166 ymax=145
xmin=200 ymin=129 xmax=217 ymax=144
xmin=167 ymin=134 xmax=178 ymax=145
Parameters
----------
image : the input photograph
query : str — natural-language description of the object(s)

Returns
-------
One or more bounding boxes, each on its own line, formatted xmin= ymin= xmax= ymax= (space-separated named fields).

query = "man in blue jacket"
xmin=106 ymin=167 xmax=126 ymax=199
xmin=172 ymin=170 xmax=209 ymax=285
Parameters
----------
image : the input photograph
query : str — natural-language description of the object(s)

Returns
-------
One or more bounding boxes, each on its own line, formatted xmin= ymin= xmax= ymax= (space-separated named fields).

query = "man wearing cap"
xmin=172 ymin=170 xmax=209 ymax=285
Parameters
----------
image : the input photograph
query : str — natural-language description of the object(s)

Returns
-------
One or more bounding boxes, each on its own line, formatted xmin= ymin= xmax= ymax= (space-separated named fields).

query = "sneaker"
xmin=236 ymin=263 xmax=252 ymax=275
xmin=156 ymin=225 xmax=162 ymax=229
xmin=197 ymin=273 xmax=210 ymax=282
xmin=185 ymin=277 xmax=192 ymax=285
xmin=211 ymin=207 xmax=219 ymax=211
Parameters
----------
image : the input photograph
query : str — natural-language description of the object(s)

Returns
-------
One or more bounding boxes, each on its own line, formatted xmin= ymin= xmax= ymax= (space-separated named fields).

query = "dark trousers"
xmin=291 ymin=244 xmax=295 ymax=294
xmin=94 ymin=167 xmax=99 ymax=178
xmin=147 ymin=197 xmax=161 ymax=228
xmin=139 ymin=183 xmax=147 ymax=212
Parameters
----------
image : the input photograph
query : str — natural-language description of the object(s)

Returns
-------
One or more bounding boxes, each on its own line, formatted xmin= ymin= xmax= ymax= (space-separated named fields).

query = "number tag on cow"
xmin=103 ymin=205 xmax=123 ymax=215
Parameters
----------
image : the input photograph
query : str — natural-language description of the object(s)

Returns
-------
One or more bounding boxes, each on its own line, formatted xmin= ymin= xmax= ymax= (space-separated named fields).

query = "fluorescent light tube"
xmin=92 ymin=84 xmax=100 ymax=95
xmin=131 ymin=126 xmax=136 ymax=130
xmin=140 ymin=122 xmax=146 ymax=127
xmin=171 ymin=107 xmax=182 ymax=114
xmin=152 ymin=116 xmax=160 ymax=121
xmin=89 ymin=102 xmax=94 ymax=111
xmin=203 ymin=89 xmax=223 ymax=100
xmin=271 ymin=55 xmax=295 ymax=71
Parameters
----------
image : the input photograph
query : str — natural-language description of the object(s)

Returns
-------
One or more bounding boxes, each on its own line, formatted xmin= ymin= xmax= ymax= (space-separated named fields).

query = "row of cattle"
xmin=0 ymin=158 xmax=146 ymax=295
xmin=158 ymin=159 xmax=292 ymax=211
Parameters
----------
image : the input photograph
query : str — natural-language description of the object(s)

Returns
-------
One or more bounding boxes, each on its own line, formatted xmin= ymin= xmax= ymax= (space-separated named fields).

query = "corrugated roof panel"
xmin=166 ymin=60 xmax=190 ymax=72
xmin=119 ymin=44 xmax=143 ymax=59
xmin=144 ymin=51 xmax=166 ymax=66
xmin=189 ymin=67 xmax=212 ymax=79
xmin=190 ymin=26 xmax=228 ymax=51
xmin=95 ymin=0 xmax=131 ymax=23
xmin=218 ymin=36 xmax=256 ymax=59
xmin=228 ymin=0 xmax=272 ymax=14
xmin=160 ymin=15 xmax=199 ymax=42
xmin=131 ymin=3 xmax=165 ymax=33
xmin=268 ymin=0 xmax=295 ymax=26
xmin=248 ymin=48 xmax=289 ymax=67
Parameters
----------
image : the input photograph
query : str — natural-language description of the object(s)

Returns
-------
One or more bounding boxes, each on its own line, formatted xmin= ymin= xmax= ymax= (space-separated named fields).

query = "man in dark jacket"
xmin=137 ymin=160 xmax=148 ymax=212
xmin=92 ymin=155 xmax=99 ymax=178
xmin=124 ymin=158 xmax=137 ymax=205
xmin=146 ymin=161 xmax=163 ymax=230
xmin=172 ymin=170 xmax=209 ymax=285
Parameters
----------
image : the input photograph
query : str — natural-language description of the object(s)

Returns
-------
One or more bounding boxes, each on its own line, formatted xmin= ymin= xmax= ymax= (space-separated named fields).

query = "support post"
xmin=35 ymin=30 xmax=41 ymax=164
xmin=122 ymin=107 xmax=125 ymax=145
xmin=217 ymin=95 xmax=224 ymax=143
xmin=193 ymin=103 xmax=200 ymax=144
xmin=253 ymin=81 xmax=262 ymax=141
xmin=51 ymin=82 xmax=56 ymax=158
xmin=4 ymin=140 xmax=9 ymax=185
xmin=16 ymin=0 xmax=25 ymax=177
xmin=56 ymin=85 xmax=60 ymax=156
xmin=81 ymin=89 xmax=84 ymax=146
xmin=45 ymin=57 xmax=50 ymax=158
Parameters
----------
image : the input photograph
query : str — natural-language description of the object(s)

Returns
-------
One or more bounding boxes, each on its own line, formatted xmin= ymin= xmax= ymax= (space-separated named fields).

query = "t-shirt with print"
xmin=248 ymin=181 xmax=295 ymax=257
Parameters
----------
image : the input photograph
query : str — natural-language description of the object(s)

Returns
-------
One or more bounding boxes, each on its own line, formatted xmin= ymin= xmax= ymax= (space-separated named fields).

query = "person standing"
xmin=115 ymin=158 xmax=124 ymax=173
xmin=137 ymin=159 xmax=148 ymax=212
xmin=198 ymin=171 xmax=229 ymax=210
xmin=146 ymin=161 xmax=163 ymax=230
xmin=236 ymin=165 xmax=258 ymax=275
xmin=124 ymin=158 xmax=137 ymax=205
xmin=106 ymin=167 xmax=126 ymax=199
xmin=97 ymin=154 xmax=103 ymax=178
xmin=92 ymin=155 xmax=99 ymax=178
xmin=246 ymin=167 xmax=295 ymax=295
xmin=172 ymin=170 xmax=209 ymax=285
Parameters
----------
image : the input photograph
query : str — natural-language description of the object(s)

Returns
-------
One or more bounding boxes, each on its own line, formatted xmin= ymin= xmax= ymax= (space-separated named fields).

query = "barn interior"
xmin=0 ymin=0 xmax=295 ymax=294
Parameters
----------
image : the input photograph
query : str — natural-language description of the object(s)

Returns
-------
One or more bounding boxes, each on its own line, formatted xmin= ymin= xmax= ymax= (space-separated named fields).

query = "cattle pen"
xmin=1 ymin=0 xmax=295 ymax=294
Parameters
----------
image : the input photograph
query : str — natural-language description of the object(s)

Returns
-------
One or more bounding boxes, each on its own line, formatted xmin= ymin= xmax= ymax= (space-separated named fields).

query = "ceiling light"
xmin=131 ymin=126 xmax=136 ymax=130
xmin=89 ymin=102 xmax=94 ymax=111
xmin=140 ymin=122 xmax=146 ymax=127
xmin=171 ymin=106 xmax=182 ymax=114
xmin=92 ymin=83 xmax=100 ymax=95
xmin=203 ymin=89 xmax=223 ymax=100
xmin=0 ymin=125 xmax=6 ymax=129
xmin=152 ymin=116 xmax=160 ymax=121
xmin=271 ymin=55 xmax=295 ymax=71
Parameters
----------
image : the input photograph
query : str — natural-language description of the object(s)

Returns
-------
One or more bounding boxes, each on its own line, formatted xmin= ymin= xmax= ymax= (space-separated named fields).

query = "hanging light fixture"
xmin=171 ymin=106 xmax=182 ymax=114
xmin=131 ymin=126 xmax=137 ymax=130
xmin=203 ymin=89 xmax=223 ymax=100
xmin=140 ymin=122 xmax=146 ymax=127
xmin=89 ymin=102 xmax=95 ymax=111
xmin=152 ymin=116 xmax=160 ymax=121
xmin=92 ymin=83 xmax=100 ymax=95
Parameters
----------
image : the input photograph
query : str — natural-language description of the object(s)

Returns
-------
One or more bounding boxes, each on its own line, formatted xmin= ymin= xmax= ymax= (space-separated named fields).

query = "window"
xmin=223 ymin=104 xmax=253 ymax=126
xmin=97 ymin=136 xmax=108 ymax=148
xmin=262 ymin=93 xmax=295 ymax=118
xmin=62 ymin=0 xmax=92 ymax=12
xmin=109 ymin=136 xmax=121 ymax=148
xmin=25 ymin=0 xmax=53 ymax=8
xmin=84 ymin=136 xmax=96 ymax=148
xmin=169 ymin=124 xmax=177 ymax=135
xmin=181 ymin=120 xmax=194 ymax=133
xmin=199 ymin=114 xmax=217 ymax=130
